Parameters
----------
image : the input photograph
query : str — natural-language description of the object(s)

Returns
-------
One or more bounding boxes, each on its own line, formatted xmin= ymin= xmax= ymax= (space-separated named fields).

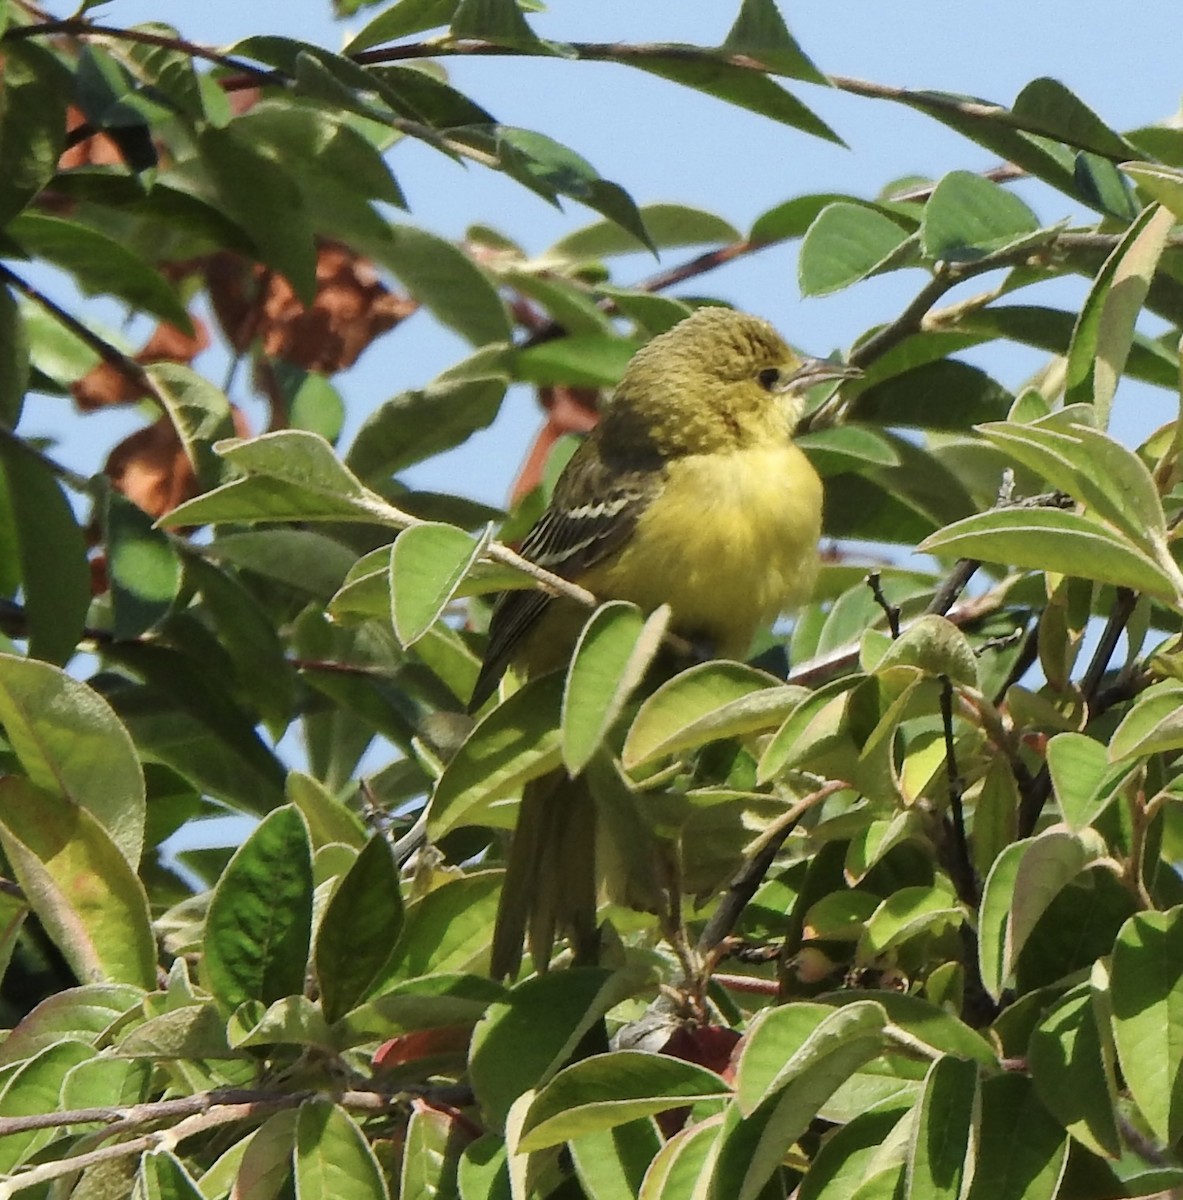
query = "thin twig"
xmin=866 ymin=571 xmax=901 ymax=637
xmin=3 ymin=18 xmax=276 ymax=80
xmin=1079 ymin=587 xmax=1137 ymax=701
xmin=695 ymin=780 xmax=847 ymax=957
xmin=939 ymin=676 xmax=976 ymax=907
xmin=0 ymin=1088 xmax=400 ymax=1198
xmin=1018 ymin=586 xmax=1139 ymax=837
xmin=0 ymin=264 xmax=153 ymax=395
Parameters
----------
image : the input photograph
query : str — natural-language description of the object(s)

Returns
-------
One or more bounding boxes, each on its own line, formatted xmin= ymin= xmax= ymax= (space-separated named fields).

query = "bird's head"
xmin=605 ymin=306 xmax=858 ymax=456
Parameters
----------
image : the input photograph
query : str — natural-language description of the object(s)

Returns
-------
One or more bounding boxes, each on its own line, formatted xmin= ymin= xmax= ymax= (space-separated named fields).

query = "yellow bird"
xmin=471 ymin=306 xmax=856 ymax=978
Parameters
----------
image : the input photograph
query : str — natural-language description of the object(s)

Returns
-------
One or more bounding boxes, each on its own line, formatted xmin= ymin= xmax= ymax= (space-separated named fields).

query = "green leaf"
xmin=0 ymin=653 xmax=145 ymax=864
xmin=202 ymin=805 xmax=313 ymax=1009
xmin=513 ymin=334 xmax=639 ymax=388
xmin=182 ymin=554 xmax=296 ymax=736
xmin=722 ymin=0 xmax=828 ymax=83
xmin=548 ymin=203 xmax=740 ymax=260
xmin=335 ymin=973 xmax=504 ymax=1044
xmin=978 ymin=828 xmax=1103 ymax=999
xmin=374 ymin=870 xmax=502 ymax=984
xmin=137 ymin=1151 xmax=207 ymax=1200
xmin=162 ymin=430 xmax=385 ymax=527
xmin=195 ymin=125 xmax=317 ymax=302
xmin=0 ymin=1041 xmax=96 ymax=1173
xmin=286 ymin=770 xmax=367 ymax=850
xmin=797 ymin=1107 xmax=909 ymax=1200
xmin=518 ymin=1051 xmax=730 ymax=1152
xmin=1028 ymin=983 xmax=1121 ymax=1158
xmin=1108 ymin=681 xmax=1183 ymax=762
xmin=734 ymin=1001 xmax=887 ymax=1115
xmin=427 ymin=672 xmax=565 ymax=839
xmin=0 ymin=778 xmax=155 ymax=988
xmin=451 ymin=0 xmax=546 ymax=47
xmin=713 ymin=1032 xmax=888 ymax=1200
xmin=105 ymin=488 xmax=181 ymax=640
xmin=400 ymin=1104 xmax=464 ymax=1200
xmin=873 ymin=614 xmax=978 ymax=688
xmin=1045 ymin=732 xmax=1129 ymax=831
xmin=824 ymin=991 xmax=998 ymax=1069
xmin=857 ymin=882 xmax=963 ymax=963
xmin=918 ymin=507 xmax=1181 ymax=603
xmin=976 ymin=419 xmax=1167 ymax=547
xmin=0 ymin=42 xmax=69 ymax=227
xmin=570 ymin=1118 xmax=661 ymax=1200
xmin=631 ymin=55 xmax=841 ymax=145
xmin=1122 ymin=161 xmax=1183 ymax=221
xmin=345 ymin=0 xmax=459 ymax=51
xmin=7 ymin=212 xmax=189 ymax=327
xmin=854 ymin=359 xmax=1012 ymax=430
xmin=964 ymin=1076 xmax=1067 ymax=1200
xmin=0 ymin=982 xmax=143 ymax=1066
xmin=1110 ymin=907 xmax=1183 ymax=1145
xmin=0 ymin=891 xmax=28 ymax=987
xmin=906 ymin=1055 xmax=979 ymax=1200
xmin=494 ymin=128 xmax=653 ymax=251
xmin=316 ymin=834 xmax=404 ymax=1023
xmin=0 ymin=436 xmax=90 ymax=665
xmin=374 ymin=223 xmax=511 ymax=346
xmin=562 ymin=602 xmax=667 ymax=775
xmin=211 ymin=530 xmax=357 ymax=600
xmin=636 ymin=1114 xmax=723 ymax=1197
xmin=390 ymin=522 xmax=491 ymax=646
xmin=799 ymin=203 xmax=915 ymax=296
xmin=295 ymin=1098 xmax=391 ymax=1200
xmin=346 ymin=375 xmax=507 ymax=482
xmin=470 ymin=966 xmax=646 ymax=1130
xmin=1012 ymin=78 xmax=1135 ymax=160
xmin=622 ymin=662 xmax=797 ymax=771
xmin=228 ymin=1111 xmax=298 ymax=1200
xmin=798 ymin=425 xmax=901 ymax=476
xmin=0 ymin=286 xmax=28 ymax=427
xmin=147 ymin=362 xmax=236 ymax=491
xmin=1065 ymin=203 xmax=1177 ymax=425
xmin=920 ymin=170 xmax=1041 ymax=262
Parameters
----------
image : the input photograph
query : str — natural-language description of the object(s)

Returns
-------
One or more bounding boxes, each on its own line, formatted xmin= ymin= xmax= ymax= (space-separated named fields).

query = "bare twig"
xmin=695 ymin=780 xmax=847 ymax=957
xmin=939 ymin=676 xmax=976 ymax=907
xmin=866 ymin=571 xmax=901 ymax=637
xmin=1018 ymin=585 xmax=1139 ymax=837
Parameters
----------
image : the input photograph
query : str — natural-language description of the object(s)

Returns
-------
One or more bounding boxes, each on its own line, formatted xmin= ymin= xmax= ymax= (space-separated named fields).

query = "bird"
xmin=470 ymin=305 xmax=857 ymax=978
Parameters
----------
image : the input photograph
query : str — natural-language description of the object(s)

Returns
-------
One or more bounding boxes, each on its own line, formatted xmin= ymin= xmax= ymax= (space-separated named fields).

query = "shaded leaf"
xmin=519 ymin=1052 xmax=729 ymax=1152
xmin=0 ymin=652 xmax=145 ymax=864
xmin=202 ymin=805 xmax=313 ymax=1009
xmin=0 ymin=778 xmax=155 ymax=989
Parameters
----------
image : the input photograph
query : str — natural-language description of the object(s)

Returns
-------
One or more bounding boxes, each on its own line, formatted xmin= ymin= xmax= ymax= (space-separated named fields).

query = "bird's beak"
xmin=779 ymin=358 xmax=862 ymax=393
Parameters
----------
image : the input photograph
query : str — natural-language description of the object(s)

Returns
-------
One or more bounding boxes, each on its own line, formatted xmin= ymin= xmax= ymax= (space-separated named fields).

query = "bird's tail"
xmin=490 ymin=769 xmax=600 ymax=980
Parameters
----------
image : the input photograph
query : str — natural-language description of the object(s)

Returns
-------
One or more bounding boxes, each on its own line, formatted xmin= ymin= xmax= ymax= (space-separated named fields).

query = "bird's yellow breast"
xmin=581 ymin=442 xmax=822 ymax=658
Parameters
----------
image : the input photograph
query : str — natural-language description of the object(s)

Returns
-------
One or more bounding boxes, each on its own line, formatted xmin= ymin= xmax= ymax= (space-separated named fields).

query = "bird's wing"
xmin=469 ymin=444 xmax=663 ymax=710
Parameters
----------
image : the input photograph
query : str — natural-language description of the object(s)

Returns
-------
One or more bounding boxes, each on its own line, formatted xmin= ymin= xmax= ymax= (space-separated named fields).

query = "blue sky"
xmin=26 ymin=0 xmax=1183 ymax=509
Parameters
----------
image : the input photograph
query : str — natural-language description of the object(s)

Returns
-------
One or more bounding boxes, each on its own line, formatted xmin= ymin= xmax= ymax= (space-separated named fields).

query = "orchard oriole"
xmin=471 ymin=306 xmax=856 ymax=978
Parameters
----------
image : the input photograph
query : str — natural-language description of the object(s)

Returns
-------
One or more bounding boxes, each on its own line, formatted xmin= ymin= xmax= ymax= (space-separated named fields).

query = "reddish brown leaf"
xmin=373 ymin=1025 xmax=473 ymax=1071
xmin=204 ymin=241 xmax=417 ymax=374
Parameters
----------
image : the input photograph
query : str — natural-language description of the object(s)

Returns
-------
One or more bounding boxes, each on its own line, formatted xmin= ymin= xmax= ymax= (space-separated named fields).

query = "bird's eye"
xmin=757 ymin=367 xmax=781 ymax=391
